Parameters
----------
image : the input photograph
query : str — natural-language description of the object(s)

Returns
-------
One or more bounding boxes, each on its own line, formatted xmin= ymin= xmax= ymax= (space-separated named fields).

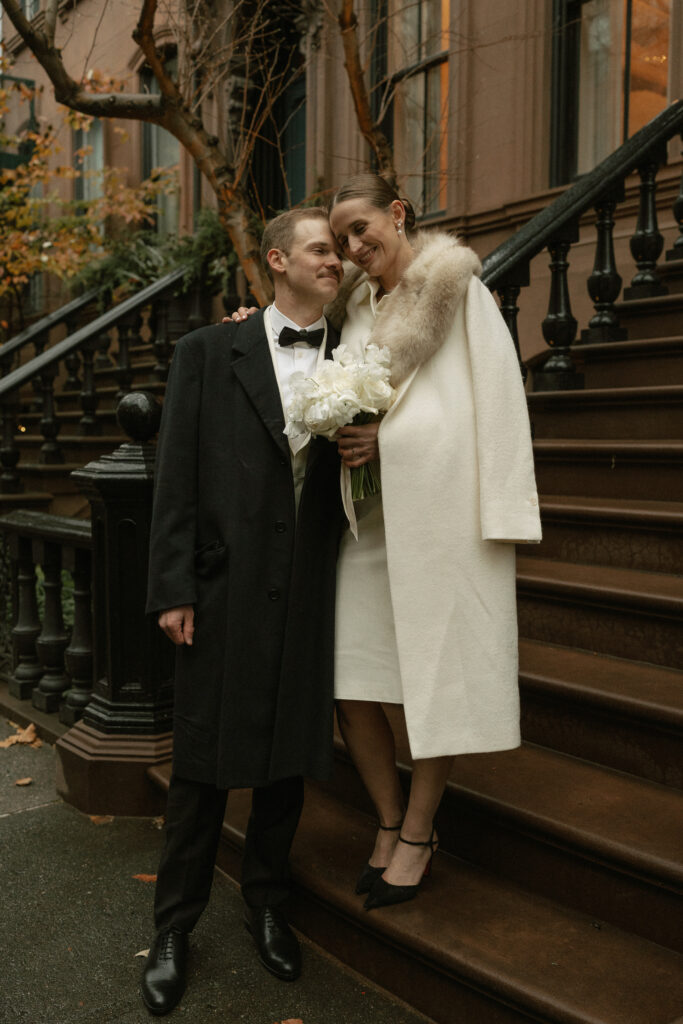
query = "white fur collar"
xmin=326 ymin=231 xmax=481 ymax=385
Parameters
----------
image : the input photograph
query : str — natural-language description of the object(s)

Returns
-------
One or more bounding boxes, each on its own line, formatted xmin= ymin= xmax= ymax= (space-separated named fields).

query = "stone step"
xmin=516 ymin=556 xmax=683 ymax=669
xmin=436 ymin=742 xmax=683 ymax=954
xmin=615 ymin=290 xmax=683 ymax=340
xmin=519 ymin=638 xmax=683 ymax=787
xmin=529 ymin=385 xmax=683 ymax=439
xmin=531 ymin=495 xmax=683 ymax=573
xmin=576 ymin=336 xmax=683 ymax=388
xmin=533 ymin=439 xmax=683 ymax=500
xmin=149 ymin=764 xmax=683 ymax=1024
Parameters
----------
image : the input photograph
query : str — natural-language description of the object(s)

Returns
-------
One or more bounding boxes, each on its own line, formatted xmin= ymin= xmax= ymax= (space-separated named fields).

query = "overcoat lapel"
xmin=231 ymin=310 xmax=289 ymax=459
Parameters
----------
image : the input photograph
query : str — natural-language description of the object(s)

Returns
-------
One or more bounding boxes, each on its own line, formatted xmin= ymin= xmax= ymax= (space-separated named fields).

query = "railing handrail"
xmin=0 ymin=509 xmax=92 ymax=547
xmin=0 ymin=266 xmax=187 ymax=401
xmin=481 ymin=99 xmax=683 ymax=291
xmin=0 ymin=287 xmax=103 ymax=366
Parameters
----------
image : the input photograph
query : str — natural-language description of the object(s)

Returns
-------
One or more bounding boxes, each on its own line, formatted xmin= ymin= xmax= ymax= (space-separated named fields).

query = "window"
xmin=73 ymin=119 xmax=104 ymax=202
xmin=372 ymin=0 xmax=450 ymax=218
xmin=551 ymin=0 xmax=671 ymax=185
xmin=140 ymin=62 xmax=180 ymax=236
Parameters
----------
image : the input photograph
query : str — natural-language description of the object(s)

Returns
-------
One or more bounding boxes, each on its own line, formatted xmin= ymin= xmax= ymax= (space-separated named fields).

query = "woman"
xmin=324 ymin=174 xmax=541 ymax=910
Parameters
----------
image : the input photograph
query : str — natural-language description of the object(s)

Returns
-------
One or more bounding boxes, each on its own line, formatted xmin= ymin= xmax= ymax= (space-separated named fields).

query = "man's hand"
xmin=222 ymin=306 xmax=259 ymax=324
xmin=337 ymin=422 xmax=380 ymax=468
xmin=158 ymin=606 xmax=195 ymax=646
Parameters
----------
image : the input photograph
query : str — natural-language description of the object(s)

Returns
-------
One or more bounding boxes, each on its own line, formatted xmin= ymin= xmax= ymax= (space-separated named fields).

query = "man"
xmin=141 ymin=208 xmax=345 ymax=1016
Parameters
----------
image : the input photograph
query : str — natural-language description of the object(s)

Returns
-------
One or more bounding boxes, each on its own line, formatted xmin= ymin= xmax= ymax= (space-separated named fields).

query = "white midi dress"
xmin=333 ymin=284 xmax=404 ymax=705
xmin=334 ymin=493 xmax=403 ymax=703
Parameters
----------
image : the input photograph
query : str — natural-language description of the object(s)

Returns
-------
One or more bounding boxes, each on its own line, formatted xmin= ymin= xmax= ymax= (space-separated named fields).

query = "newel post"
xmin=55 ymin=392 xmax=174 ymax=815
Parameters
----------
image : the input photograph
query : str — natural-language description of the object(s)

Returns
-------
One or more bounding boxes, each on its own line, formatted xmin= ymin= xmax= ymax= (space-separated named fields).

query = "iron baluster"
xmin=625 ymin=149 xmax=668 ymax=298
xmin=60 ymin=547 xmax=93 ymax=726
xmin=534 ymin=223 xmax=584 ymax=391
xmin=666 ymin=134 xmax=683 ymax=261
xmin=9 ymin=535 xmax=43 ymax=700
xmin=581 ymin=185 xmax=628 ymax=343
xmin=79 ymin=337 xmax=101 ymax=435
xmin=33 ymin=540 xmax=70 ymax=713
xmin=38 ymin=365 xmax=64 ymax=464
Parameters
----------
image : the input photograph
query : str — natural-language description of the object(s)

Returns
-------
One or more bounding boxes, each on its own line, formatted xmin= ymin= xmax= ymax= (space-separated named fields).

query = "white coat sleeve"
xmin=465 ymin=277 xmax=542 ymax=543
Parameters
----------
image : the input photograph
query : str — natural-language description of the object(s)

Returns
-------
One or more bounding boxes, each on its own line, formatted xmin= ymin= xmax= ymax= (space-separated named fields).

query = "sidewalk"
xmin=0 ymin=716 xmax=431 ymax=1024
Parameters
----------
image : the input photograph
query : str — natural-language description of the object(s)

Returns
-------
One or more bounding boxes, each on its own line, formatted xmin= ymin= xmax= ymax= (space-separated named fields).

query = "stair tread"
xmin=517 ymin=556 xmax=683 ymax=607
xmin=539 ymin=494 xmax=683 ymax=524
xmin=226 ymin=781 xmax=683 ymax=1024
xmin=449 ymin=744 xmax=683 ymax=885
xmin=578 ymin=335 xmax=683 ymax=357
xmin=519 ymin=639 xmax=683 ymax=725
xmin=531 ymin=383 xmax=683 ymax=402
xmin=148 ymin=764 xmax=683 ymax=1024
xmin=534 ymin=438 xmax=683 ymax=452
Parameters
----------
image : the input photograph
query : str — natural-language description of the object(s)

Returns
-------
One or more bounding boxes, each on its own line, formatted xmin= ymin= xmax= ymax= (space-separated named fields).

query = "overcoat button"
xmin=268 ymin=588 xmax=281 ymax=601
xmin=275 ymin=521 xmax=286 ymax=533
xmin=279 ymin=456 xmax=288 ymax=466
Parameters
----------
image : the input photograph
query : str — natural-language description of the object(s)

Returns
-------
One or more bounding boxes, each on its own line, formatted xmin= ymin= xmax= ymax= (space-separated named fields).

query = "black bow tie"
xmin=278 ymin=326 xmax=325 ymax=348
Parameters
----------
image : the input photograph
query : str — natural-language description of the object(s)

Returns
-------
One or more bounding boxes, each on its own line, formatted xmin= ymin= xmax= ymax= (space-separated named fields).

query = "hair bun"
xmin=400 ymin=197 xmax=416 ymax=231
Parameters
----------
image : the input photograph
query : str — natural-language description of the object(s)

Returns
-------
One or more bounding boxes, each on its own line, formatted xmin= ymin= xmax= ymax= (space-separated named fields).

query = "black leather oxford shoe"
xmin=140 ymin=927 xmax=188 ymax=1016
xmin=244 ymin=905 xmax=301 ymax=981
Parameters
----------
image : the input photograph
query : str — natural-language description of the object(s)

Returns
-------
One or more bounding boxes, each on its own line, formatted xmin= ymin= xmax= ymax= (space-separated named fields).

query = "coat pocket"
xmin=194 ymin=540 xmax=227 ymax=579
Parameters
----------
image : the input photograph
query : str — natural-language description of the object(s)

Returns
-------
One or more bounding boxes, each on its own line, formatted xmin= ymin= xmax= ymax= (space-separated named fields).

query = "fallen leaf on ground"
xmin=132 ymin=873 xmax=157 ymax=883
xmin=135 ymin=949 xmax=150 ymax=958
xmin=89 ymin=814 xmax=114 ymax=825
xmin=14 ymin=777 xmax=33 ymax=786
xmin=0 ymin=723 xmax=42 ymax=749
xmin=152 ymin=816 xmax=165 ymax=829
xmin=281 ymin=1019 xmax=304 ymax=1023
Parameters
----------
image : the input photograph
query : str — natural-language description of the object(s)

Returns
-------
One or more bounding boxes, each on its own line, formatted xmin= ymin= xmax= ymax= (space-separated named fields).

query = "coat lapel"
xmin=231 ymin=310 xmax=290 ymax=459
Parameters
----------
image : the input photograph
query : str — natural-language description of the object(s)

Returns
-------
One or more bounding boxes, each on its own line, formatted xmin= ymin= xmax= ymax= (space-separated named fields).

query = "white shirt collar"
xmin=269 ymin=303 xmax=325 ymax=344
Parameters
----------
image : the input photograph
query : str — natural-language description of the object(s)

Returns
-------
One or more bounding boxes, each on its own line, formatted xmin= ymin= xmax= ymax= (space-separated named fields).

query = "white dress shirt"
xmin=264 ymin=304 xmax=328 ymax=513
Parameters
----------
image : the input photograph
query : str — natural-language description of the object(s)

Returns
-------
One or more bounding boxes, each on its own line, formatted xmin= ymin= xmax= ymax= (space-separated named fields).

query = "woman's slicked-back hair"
xmin=330 ymin=174 xmax=416 ymax=232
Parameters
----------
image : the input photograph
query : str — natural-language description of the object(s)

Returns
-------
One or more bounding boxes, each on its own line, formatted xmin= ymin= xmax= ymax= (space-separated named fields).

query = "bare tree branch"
xmin=337 ymin=0 xmax=397 ymax=186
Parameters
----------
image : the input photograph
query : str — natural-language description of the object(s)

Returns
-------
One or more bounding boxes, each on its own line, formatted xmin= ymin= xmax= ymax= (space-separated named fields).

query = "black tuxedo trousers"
xmin=154 ymin=773 xmax=305 ymax=930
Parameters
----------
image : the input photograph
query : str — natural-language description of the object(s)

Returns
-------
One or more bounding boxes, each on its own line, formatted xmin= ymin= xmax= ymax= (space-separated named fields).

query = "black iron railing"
xmin=481 ymin=99 xmax=683 ymax=390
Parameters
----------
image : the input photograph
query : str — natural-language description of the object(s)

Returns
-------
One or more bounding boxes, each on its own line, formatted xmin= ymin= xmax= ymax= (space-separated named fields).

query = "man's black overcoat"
xmin=146 ymin=311 xmax=344 ymax=789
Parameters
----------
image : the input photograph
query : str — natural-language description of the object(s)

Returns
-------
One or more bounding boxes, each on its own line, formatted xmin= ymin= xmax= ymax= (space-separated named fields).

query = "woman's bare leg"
xmin=382 ymin=755 xmax=453 ymax=886
xmin=336 ymin=699 xmax=405 ymax=866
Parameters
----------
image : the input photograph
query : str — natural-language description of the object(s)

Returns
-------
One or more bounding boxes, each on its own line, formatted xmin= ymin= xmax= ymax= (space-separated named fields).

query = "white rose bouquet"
xmin=284 ymin=343 xmax=395 ymax=500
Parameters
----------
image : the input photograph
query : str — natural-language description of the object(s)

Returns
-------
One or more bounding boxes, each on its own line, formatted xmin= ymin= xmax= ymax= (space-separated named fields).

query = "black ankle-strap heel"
xmin=363 ymin=827 xmax=438 ymax=910
xmin=355 ymin=821 xmax=403 ymax=895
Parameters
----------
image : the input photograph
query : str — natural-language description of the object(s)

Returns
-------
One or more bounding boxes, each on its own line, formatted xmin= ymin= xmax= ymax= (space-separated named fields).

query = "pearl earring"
xmin=397 ymin=221 xmax=403 ymax=236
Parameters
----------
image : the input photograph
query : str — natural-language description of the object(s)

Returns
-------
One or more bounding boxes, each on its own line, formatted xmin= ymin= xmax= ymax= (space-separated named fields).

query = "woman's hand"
xmin=337 ymin=422 xmax=380 ymax=468
xmin=222 ymin=306 xmax=259 ymax=324
xmin=159 ymin=605 xmax=195 ymax=646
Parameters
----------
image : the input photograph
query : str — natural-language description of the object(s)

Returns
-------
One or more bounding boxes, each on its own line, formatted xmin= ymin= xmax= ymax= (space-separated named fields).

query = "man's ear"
xmin=267 ymin=248 xmax=286 ymax=276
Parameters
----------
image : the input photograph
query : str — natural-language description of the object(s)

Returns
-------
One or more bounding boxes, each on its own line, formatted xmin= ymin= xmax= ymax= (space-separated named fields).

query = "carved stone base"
xmin=665 ymin=244 xmax=683 ymax=261
xmin=55 ymin=721 xmax=173 ymax=816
